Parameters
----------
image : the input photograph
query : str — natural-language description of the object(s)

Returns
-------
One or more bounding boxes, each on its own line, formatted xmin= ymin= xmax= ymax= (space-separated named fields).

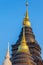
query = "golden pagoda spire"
xmin=3 ymin=42 xmax=12 ymax=65
xmin=18 ymin=26 xmax=30 ymax=53
xmin=23 ymin=0 xmax=31 ymax=27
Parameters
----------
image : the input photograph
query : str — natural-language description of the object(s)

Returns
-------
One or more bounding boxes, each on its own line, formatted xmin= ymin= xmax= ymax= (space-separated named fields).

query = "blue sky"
xmin=0 ymin=0 xmax=43 ymax=65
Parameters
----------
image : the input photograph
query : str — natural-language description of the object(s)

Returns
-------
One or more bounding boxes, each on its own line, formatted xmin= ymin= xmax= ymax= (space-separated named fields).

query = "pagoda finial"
xmin=26 ymin=0 xmax=28 ymax=19
xmin=18 ymin=26 xmax=29 ymax=53
xmin=26 ymin=0 xmax=28 ymax=11
xmin=5 ymin=42 xmax=10 ymax=59
xmin=8 ymin=42 xmax=9 ymax=52
xmin=23 ymin=0 xmax=31 ymax=27
xmin=26 ymin=0 xmax=28 ymax=6
xmin=3 ymin=42 xmax=12 ymax=65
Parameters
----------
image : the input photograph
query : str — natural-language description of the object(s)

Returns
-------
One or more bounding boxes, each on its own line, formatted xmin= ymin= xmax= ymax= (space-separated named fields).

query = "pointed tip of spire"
xmin=25 ymin=0 xmax=29 ymax=19
xmin=8 ymin=42 xmax=9 ymax=52
xmin=21 ymin=26 xmax=26 ymax=45
xmin=23 ymin=0 xmax=31 ymax=27
xmin=3 ymin=42 xmax=12 ymax=65
xmin=26 ymin=0 xmax=28 ymax=7
xmin=5 ymin=42 xmax=10 ymax=59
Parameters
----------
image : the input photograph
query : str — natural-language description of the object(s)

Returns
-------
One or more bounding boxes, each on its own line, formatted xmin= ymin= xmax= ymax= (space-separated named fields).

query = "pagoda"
xmin=11 ymin=1 xmax=43 ymax=65
xmin=12 ymin=26 xmax=37 ymax=65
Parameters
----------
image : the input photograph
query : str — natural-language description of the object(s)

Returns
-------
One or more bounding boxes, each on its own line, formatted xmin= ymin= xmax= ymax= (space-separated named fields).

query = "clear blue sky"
xmin=0 ymin=0 xmax=43 ymax=65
